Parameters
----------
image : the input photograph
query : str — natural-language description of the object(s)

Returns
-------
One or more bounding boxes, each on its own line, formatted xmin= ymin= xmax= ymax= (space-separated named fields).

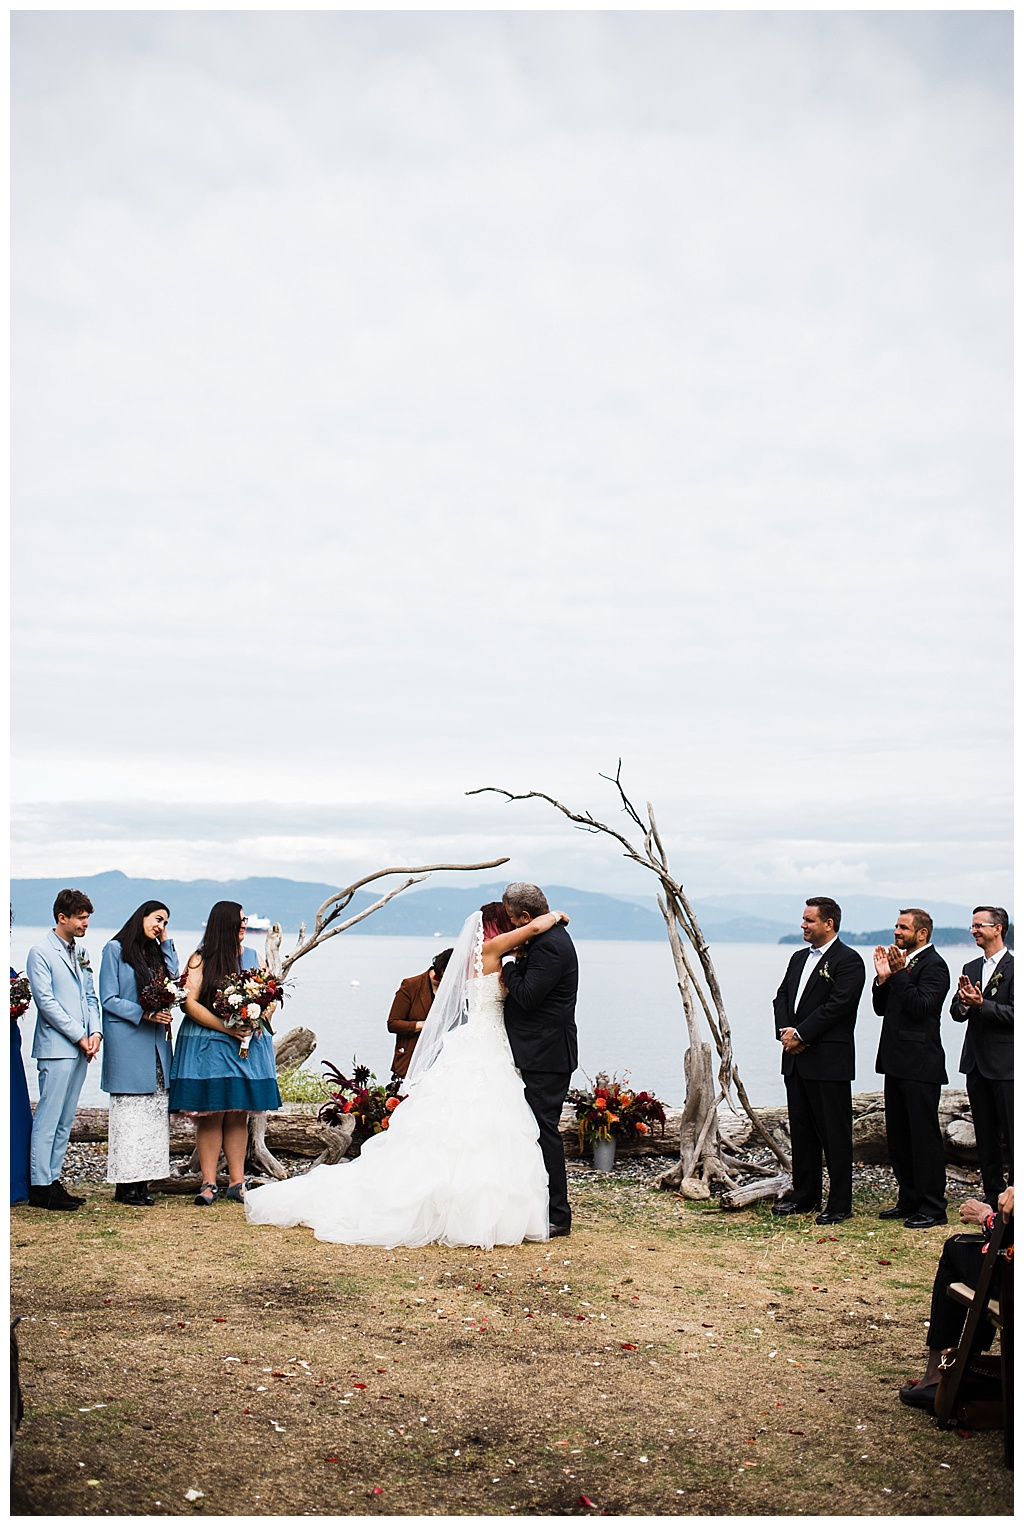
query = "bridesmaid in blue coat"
xmin=169 ymin=901 xmax=281 ymax=1206
xmin=100 ymin=900 xmax=179 ymax=1205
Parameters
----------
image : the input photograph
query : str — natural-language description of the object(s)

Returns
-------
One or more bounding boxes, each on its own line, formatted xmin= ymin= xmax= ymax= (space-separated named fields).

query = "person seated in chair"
xmin=900 ymin=1185 xmax=1013 ymax=1411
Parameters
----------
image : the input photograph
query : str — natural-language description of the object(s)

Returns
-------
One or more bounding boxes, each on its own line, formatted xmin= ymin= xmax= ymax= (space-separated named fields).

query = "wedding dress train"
xmin=245 ymin=971 xmax=550 ymax=1248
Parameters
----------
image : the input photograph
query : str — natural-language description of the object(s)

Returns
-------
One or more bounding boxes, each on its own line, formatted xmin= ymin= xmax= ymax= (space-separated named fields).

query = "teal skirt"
xmin=168 ymin=1017 xmax=281 ymax=1115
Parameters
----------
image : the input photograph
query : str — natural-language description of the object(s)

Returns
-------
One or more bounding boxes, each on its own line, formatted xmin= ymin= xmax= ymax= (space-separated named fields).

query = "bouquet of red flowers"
xmin=138 ymin=972 xmax=186 ymax=1016
xmin=567 ymin=1071 xmax=667 ymax=1152
xmin=10 ymin=973 xmax=31 ymax=1020
xmin=318 ymin=1061 xmax=404 ymax=1153
xmin=213 ymin=968 xmax=285 ymax=1057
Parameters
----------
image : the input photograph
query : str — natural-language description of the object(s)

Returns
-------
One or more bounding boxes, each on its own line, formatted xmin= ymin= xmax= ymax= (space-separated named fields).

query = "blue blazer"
xmin=99 ymin=939 xmax=179 ymax=1094
xmin=27 ymin=931 xmax=102 ymax=1060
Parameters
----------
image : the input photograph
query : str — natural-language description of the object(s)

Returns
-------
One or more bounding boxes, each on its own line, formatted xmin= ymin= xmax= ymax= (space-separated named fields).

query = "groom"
xmin=501 ymin=882 xmax=579 ymax=1237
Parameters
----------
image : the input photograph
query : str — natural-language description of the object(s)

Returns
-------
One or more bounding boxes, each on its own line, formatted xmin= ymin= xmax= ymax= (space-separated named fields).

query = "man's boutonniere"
xmin=76 ymin=948 xmax=93 ymax=975
xmin=988 ymin=970 xmax=1005 ymax=994
xmin=818 ymin=961 xmax=832 ymax=982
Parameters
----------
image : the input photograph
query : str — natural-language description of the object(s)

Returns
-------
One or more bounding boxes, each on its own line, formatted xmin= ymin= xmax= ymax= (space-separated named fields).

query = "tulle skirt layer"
xmin=245 ymin=1021 xmax=550 ymax=1248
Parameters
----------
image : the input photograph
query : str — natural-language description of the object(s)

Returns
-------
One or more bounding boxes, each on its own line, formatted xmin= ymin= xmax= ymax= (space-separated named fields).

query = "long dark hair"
xmin=195 ymin=901 xmax=245 ymax=1009
xmin=113 ymin=900 xmax=170 ymax=998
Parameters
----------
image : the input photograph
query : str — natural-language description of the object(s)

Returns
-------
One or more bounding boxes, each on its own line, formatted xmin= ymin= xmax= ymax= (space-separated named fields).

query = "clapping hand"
xmin=958 ymin=974 xmax=984 ymax=1007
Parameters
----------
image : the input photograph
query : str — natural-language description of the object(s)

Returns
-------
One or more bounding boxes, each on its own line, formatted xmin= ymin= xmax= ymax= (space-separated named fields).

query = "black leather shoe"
xmin=903 ymin=1213 xmax=947 ymax=1229
xmin=815 ymin=1211 xmax=852 ymax=1225
xmin=772 ymin=1200 xmax=818 ymax=1217
xmin=52 ymin=1178 xmax=85 ymax=1202
xmin=878 ymin=1206 xmax=910 ymax=1219
xmin=32 ymin=1184 xmax=78 ymax=1211
xmin=49 ymin=1181 xmax=85 ymax=1208
xmin=132 ymin=1182 xmax=155 ymax=1206
xmin=899 ymin=1380 xmax=937 ymax=1411
xmin=548 ymin=1224 xmax=571 ymax=1238
xmin=114 ymin=1183 xmax=133 ymax=1204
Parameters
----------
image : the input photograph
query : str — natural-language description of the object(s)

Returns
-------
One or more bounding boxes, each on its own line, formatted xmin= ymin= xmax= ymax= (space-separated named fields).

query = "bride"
xmin=244 ymin=900 xmax=569 ymax=1248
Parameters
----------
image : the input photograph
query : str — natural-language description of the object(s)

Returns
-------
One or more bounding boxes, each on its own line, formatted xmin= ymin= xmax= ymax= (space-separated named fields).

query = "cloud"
xmin=11 ymin=13 xmax=1011 ymax=902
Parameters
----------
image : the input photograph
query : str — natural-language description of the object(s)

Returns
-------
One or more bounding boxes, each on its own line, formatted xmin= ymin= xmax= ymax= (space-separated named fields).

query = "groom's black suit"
xmin=773 ymin=939 xmax=865 ymax=1216
xmin=502 ymin=923 xmax=578 ymax=1233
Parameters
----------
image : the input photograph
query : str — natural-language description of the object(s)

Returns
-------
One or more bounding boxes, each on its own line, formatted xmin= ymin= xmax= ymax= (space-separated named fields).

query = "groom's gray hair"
xmin=502 ymin=882 xmax=549 ymax=918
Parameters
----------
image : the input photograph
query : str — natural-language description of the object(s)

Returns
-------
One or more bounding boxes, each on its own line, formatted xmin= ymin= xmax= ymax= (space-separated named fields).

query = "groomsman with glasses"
xmin=952 ymin=906 xmax=1014 ymax=1208
xmin=872 ymin=908 xmax=951 ymax=1228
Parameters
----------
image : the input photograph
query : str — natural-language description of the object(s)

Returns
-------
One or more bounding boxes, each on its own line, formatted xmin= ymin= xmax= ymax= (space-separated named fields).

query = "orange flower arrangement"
xmin=567 ymin=1071 xmax=666 ymax=1152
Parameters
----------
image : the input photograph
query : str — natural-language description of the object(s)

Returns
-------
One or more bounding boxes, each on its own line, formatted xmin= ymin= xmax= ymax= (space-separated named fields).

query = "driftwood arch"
xmin=469 ymin=768 xmax=790 ymax=1196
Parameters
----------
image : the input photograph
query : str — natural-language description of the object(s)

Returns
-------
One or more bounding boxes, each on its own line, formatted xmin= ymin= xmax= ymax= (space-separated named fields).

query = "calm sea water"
xmin=11 ymin=927 xmax=978 ymax=1111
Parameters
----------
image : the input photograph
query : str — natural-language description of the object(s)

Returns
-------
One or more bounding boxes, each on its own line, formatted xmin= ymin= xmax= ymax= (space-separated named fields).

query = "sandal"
xmin=194 ymin=1181 xmax=218 ymax=1206
xmin=224 ymin=1182 xmax=246 ymax=1204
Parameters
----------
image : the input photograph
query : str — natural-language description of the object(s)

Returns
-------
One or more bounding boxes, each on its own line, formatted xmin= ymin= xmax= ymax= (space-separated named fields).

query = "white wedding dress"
xmin=245 ymin=970 xmax=550 ymax=1248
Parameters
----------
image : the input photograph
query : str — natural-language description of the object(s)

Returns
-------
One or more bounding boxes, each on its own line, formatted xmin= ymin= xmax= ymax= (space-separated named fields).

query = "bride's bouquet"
xmin=10 ymin=973 xmax=32 ymax=1020
xmin=138 ymin=972 xmax=187 ymax=1017
xmin=213 ymin=969 xmax=286 ymax=1057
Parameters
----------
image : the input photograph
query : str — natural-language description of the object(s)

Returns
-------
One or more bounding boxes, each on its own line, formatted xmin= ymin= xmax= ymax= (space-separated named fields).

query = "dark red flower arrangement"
xmin=318 ymin=1061 xmax=405 ymax=1153
xmin=10 ymin=973 xmax=31 ymax=1020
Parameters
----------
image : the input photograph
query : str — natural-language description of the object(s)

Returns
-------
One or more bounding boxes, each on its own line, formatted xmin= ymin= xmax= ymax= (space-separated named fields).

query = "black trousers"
xmin=966 ymin=1070 xmax=1014 ymax=1208
xmin=785 ymin=1073 xmax=853 ymax=1215
xmin=521 ymin=1069 xmax=572 ymax=1231
xmin=927 ymin=1234 xmax=998 ymax=1354
xmin=883 ymin=1076 xmax=947 ymax=1219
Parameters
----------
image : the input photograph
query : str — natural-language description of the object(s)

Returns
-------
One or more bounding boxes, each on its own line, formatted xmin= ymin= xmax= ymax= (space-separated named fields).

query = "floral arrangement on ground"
xmin=318 ymin=1061 xmax=404 ymax=1151
xmin=567 ymin=1071 xmax=667 ymax=1152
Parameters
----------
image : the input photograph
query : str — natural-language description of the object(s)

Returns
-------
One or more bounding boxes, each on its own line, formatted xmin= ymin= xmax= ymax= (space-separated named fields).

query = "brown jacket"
xmin=387 ymin=970 xmax=435 ymax=1079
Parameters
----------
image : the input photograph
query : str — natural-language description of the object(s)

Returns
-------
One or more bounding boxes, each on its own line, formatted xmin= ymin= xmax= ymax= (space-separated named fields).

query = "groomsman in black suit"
xmin=872 ymin=908 xmax=951 ymax=1227
xmin=501 ymin=881 xmax=579 ymax=1238
xmin=772 ymin=897 xmax=866 ymax=1224
xmin=951 ymin=905 xmax=1014 ymax=1208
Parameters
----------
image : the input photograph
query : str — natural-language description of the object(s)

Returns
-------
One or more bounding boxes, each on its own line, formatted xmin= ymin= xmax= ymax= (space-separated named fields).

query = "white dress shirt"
xmin=793 ymin=935 xmax=838 ymax=1018
xmin=982 ymin=945 xmax=1008 ymax=990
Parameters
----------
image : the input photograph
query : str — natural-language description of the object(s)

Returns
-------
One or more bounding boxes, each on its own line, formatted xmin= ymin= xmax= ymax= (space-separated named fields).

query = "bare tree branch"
xmin=279 ymin=857 xmax=511 ymax=976
xmin=469 ymin=776 xmax=790 ymax=1183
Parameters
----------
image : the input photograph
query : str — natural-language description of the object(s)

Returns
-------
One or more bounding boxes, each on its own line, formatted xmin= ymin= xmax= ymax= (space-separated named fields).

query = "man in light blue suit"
xmin=26 ymin=889 xmax=103 ymax=1211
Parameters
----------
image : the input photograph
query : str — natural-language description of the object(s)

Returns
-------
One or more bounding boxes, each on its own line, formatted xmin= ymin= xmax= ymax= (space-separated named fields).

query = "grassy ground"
xmin=10 ymin=1165 xmax=1012 ymax=1518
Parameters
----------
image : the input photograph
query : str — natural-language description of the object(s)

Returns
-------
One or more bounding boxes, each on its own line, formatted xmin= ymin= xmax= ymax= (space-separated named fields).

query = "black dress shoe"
xmin=30 ymin=1184 xmax=78 ymax=1211
xmin=772 ymin=1200 xmax=818 ymax=1217
xmin=114 ymin=1183 xmax=133 ymax=1204
xmin=899 ymin=1380 xmax=938 ymax=1411
xmin=52 ymin=1180 xmax=85 ymax=1206
xmin=815 ymin=1211 xmax=852 ymax=1225
xmin=548 ymin=1224 xmax=571 ymax=1238
xmin=903 ymin=1213 xmax=947 ymax=1229
xmin=878 ymin=1206 xmax=910 ymax=1220
xmin=134 ymin=1183 xmax=156 ymax=1206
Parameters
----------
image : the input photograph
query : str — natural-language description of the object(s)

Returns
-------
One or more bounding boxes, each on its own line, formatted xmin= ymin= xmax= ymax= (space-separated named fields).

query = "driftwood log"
xmin=273 ymin=1027 xmax=318 ymax=1073
xmin=70 ymin=1087 xmax=984 ymax=1202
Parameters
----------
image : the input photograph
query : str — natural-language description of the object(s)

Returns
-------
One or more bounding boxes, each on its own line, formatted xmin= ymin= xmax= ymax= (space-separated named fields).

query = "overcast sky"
xmin=11 ymin=11 xmax=1012 ymax=908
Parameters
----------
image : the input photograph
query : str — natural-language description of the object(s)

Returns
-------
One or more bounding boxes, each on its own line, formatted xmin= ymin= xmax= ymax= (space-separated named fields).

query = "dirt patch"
xmin=10 ymin=1164 xmax=1012 ymax=1517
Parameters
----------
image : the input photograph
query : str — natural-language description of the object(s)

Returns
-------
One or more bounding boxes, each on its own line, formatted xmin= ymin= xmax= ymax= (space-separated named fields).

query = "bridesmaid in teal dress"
xmin=168 ymin=901 xmax=281 ymax=1206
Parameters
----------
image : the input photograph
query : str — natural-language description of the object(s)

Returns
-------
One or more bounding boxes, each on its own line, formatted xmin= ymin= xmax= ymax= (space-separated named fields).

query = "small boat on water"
xmin=245 ymin=915 xmax=272 ymax=933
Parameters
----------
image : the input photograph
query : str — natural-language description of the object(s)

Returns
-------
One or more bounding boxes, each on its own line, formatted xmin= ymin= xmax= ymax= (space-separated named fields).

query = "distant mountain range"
xmin=9 ymin=871 xmax=997 ymax=944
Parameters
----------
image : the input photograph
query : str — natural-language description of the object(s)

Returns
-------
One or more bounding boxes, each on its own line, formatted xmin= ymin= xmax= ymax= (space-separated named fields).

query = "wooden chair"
xmin=934 ymin=1211 xmax=1013 ymax=1468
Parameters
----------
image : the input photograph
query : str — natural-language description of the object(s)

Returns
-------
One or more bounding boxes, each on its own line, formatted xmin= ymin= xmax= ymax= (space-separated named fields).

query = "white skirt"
xmin=105 ymin=1058 xmax=171 ymax=1183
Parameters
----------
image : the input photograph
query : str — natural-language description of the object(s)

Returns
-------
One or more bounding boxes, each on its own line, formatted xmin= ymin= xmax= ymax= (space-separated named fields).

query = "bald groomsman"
xmin=772 ymin=897 xmax=866 ymax=1225
xmin=872 ymin=908 xmax=951 ymax=1228
xmin=952 ymin=905 xmax=1014 ymax=1208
